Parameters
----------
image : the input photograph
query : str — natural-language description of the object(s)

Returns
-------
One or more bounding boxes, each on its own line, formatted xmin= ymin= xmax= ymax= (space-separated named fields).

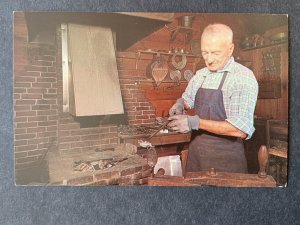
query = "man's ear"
xmin=229 ymin=43 xmax=234 ymax=55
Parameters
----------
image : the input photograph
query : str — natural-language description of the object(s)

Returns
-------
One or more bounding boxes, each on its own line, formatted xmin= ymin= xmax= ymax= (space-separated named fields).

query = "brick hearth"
xmin=47 ymin=151 xmax=151 ymax=186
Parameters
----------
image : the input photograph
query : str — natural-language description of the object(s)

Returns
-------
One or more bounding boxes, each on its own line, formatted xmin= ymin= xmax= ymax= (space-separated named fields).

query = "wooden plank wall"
xmin=128 ymin=13 xmax=249 ymax=54
xmin=126 ymin=13 xmax=250 ymax=118
xmin=127 ymin=13 xmax=288 ymax=121
xmin=247 ymin=26 xmax=288 ymax=121
xmin=251 ymin=43 xmax=288 ymax=120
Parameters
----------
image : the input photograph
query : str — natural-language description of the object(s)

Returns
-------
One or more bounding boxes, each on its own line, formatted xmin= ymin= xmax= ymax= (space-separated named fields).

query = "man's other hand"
xmin=168 ymin=115 xmax=200 ymax=133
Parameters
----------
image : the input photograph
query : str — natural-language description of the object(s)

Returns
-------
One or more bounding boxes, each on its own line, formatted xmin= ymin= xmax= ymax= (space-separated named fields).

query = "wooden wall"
xmin=125 ymin=13 xmax=250 ymax=118
xmin=250 ymin=26 xmax=289 ymax=121
xmin=128 ymin=13 xmax=288 ymax=121
xmin=128 ymin=13 xmax=249 ymax=55
xmin=251 ymin=43 xmax=288 ymax=121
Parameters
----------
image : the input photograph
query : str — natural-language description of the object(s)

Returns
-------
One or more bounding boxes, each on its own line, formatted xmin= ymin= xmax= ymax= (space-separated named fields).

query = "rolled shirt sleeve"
xmin=225 ymin=70 xmax=258 ymax=139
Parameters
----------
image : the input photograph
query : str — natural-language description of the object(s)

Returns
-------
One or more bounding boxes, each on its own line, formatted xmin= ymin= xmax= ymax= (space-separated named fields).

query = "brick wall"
xmin=117 ymin=52 xmax=156 ymax=125
xmin=14 ymin=41 xmax=58 ymax=170
xmin=13 ymin=12 xmax=59 ymax=172
xmin=14 ymin=13 xmax=158 ymax=177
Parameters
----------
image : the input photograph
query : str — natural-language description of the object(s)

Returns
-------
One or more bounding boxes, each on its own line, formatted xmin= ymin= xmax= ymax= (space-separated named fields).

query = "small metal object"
xmin=208 ymin=168 xmax=217 ymax=176
xmin=151 ymin=55 xmax=168 ymax=87
xmin=184 ymin=70 xmax=194 ymax=81
xmin=191 ymin=39 xmax=201 ymax=56
xmin=177 ymin=15 xmax=195 ymax=28
xmin=269 ymin=32 xmax=287 ymax=42
xmin=171 ymin=52 xmax=187 ymax=70
xmin=170 ymin=70 xmax=181 ymax=82
xmin=135 ymin=51 xmax=141 ymax=70
xmin=146 ymin=146 xmax=158 ymax=178
xmin=156 ymin=168 xmax=165 ymax=176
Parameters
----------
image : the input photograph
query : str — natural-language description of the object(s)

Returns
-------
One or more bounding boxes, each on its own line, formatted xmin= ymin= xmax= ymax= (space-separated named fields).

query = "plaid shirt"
xmin=182 ymin=57 xmax=258 ymax=139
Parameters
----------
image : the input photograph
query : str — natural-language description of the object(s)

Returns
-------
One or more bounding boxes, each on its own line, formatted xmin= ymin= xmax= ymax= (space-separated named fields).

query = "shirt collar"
xmin=204 ymin=56 xmax=235 ymax=75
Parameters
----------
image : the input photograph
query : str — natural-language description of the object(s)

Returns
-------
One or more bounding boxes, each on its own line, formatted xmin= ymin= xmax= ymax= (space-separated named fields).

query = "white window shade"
xmin=65 ymin=23 xmax=124 ymax=116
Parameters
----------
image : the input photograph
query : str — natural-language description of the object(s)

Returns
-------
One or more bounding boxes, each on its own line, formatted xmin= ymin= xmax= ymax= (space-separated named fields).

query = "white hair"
xmin=202 ymin=23 xmax=233 ymax=44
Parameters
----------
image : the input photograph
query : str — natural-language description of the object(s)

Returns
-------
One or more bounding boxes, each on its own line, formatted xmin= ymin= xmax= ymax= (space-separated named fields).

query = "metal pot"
xmin=177 ymin=15 xmax=195 ymax=28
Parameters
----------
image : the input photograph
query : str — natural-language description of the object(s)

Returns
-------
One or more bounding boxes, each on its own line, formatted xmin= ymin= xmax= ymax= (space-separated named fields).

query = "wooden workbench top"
xmin=148 ymin=170 xmax=276 ymax=187
xmin=119 ymin=132 xmax=191 ymax=146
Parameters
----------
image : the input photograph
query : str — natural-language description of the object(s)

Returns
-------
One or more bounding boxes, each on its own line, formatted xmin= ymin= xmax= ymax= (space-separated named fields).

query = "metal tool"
xmin=147 ymin=120 xmax=169 ymax=139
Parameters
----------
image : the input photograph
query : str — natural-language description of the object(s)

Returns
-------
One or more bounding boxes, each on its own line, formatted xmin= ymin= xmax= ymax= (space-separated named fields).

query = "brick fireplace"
xmin=13 ymin=12 xmax=195 ymax=185
xmin=14 ymin=12 xmax=160 ymax=184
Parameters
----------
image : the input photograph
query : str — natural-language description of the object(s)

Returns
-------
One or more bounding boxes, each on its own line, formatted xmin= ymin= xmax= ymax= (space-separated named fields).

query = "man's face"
xmin=201 ymin=34 xmax=234 ymax=72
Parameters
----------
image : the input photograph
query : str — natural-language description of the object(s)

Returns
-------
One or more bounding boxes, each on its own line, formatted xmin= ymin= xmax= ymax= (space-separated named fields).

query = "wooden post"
xmin=258 ymin=145 xmax=269 ymax=178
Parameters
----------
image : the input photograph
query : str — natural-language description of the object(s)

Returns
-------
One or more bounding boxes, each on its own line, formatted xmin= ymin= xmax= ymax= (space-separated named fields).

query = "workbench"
xmin=148 ymin=145 xmax=277 ymax=187
xmin=148 ymin=171 xmax=276 ymax=187
xmin=119 ymin=132 xmax=191 ymax=157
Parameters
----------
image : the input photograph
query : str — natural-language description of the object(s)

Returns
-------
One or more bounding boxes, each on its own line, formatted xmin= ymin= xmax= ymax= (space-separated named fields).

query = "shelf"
xmin=241 ymin=40 xmax=288 ymax=51
xmin=269 ymin=147 xmax=287 ymax=159
xmin=139 ymin=79 xmax=188 ymax=84
xmin=137 ymin=50 xmax=198 ymax=58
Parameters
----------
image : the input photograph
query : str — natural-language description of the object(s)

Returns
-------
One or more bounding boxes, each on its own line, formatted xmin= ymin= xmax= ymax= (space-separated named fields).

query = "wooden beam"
xmin=117 ymin=13 xmax=174 ymax=22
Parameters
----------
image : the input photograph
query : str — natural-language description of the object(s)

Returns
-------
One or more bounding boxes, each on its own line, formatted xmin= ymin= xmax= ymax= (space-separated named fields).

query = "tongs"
xmin=147 ymin=120 xmax=169 ymax=139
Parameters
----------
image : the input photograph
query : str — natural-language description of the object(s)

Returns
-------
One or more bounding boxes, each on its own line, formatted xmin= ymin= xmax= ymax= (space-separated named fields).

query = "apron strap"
xmin=218 ymin=71 xmax=228 ymax=90
xmin=200 ymin=76 xmax=206 ymax=88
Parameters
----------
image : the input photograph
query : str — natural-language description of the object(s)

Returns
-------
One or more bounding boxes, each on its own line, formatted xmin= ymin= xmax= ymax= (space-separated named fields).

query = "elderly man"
xmin=168 ymin=23 xmax=258 ymax=173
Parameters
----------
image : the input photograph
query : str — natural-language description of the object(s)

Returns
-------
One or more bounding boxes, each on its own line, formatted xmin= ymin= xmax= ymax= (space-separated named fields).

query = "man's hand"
xmin=168 ymin=115 xmax=200 ymax=133
xmin=169 ymin=98 xmax=186 ymax=116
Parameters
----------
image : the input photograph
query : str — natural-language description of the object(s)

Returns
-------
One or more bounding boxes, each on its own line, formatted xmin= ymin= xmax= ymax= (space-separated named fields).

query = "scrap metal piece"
xmin=170 ymin=70 xmax=182 ymax=82
xmin=184 ymin=69 xmax=194 ymax=81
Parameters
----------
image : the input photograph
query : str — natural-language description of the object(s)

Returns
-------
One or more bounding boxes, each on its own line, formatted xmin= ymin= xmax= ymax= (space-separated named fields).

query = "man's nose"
xmin=206 ymin=53 xmax=214 ymax=63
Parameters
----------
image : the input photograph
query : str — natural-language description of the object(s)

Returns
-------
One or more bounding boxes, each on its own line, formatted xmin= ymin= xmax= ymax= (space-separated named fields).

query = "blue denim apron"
xmin=186 ymin=72 xmax=247 ymax=173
